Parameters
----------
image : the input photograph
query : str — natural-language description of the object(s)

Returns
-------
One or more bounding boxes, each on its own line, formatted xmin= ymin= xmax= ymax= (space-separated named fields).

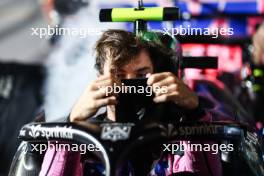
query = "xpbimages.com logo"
xmin=98 ymin=83 xmax=168 ymax=97
xmin=30 ymin=141 xmax=100 ymax=154
xmin=163 ymin=141 xmax=234 ymax=155
xmin=31 ymin=25 xmax=106 ymax=39
xmin=162 ymin=25 xmax=234 ymax=38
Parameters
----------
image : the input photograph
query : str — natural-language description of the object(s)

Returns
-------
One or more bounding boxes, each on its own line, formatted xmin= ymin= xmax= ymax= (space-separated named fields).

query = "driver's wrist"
xmin=179 ymin=95 xmax=199 ymax=110
xmin=69 ymin=112 xmax=83 ymax=122
xmin=69 ymin=114 xmax=84 ymax=122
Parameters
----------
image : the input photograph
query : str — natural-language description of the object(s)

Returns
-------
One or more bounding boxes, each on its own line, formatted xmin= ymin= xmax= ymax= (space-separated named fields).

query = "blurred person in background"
xmin=252 ymin=23 xmax=264 ymax=66
xmin=251 ymin=22 xmax=264 ymax=129
xmin=0 ymin=0 xmax=49 ymax=175
xmin=240 ymin=22 xmax=264 ymax=130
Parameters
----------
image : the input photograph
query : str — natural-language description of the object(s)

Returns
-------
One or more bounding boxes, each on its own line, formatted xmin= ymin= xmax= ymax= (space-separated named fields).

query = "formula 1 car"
xmin=8 ymin=1 xmax=264 ymax=176
xmin=8 ymin=119 xmax=264 ymax=176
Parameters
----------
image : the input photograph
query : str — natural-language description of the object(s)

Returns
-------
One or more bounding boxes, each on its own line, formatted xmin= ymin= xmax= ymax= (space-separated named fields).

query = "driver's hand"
xmin=70 ymin=75 xmax=117 ymax=122
xmin=147 ymin=72 xmax=199 ymax=109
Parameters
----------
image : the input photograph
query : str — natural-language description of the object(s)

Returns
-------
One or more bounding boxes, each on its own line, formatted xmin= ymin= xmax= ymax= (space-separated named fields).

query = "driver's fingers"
xmin=155 ymin=84 xmax=177 ymax=96
xmin=94 ymin=96 xmax=117 ymax=107
xmin=96 ymin=75 xmax=112 ymax=81
xmin=93 ymin=86 xmax=116 ymax=99
xmin=152 ymin=76 xmax=179 ymax=88
xmin=153 ymin=92 xmax=180 ymax=103
xmin=92 ymin=89 xmax=108 ymax=99
xmin=147 ymin=72 xmax=174 ymax=85
xmin=91 ymin=78 xmax=115 ymax=91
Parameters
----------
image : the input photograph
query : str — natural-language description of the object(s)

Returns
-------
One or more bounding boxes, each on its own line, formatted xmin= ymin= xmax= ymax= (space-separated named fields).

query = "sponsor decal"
xmin=28 ymin=124 xmax=73 ymax=139
xmin=101 ymin=123 xmax=134 ymax=142
xmin=173 ymin=124 xmax=221 ymax=136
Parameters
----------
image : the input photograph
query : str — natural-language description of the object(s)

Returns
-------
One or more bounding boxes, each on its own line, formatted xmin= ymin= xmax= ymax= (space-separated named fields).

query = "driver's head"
xmin=95 ymin=29 xmax=178 ymax=80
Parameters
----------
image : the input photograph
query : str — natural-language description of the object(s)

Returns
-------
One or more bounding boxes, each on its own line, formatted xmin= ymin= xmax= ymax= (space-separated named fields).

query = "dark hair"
xmin=95 ymin=29 xmax=178 ymax=75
